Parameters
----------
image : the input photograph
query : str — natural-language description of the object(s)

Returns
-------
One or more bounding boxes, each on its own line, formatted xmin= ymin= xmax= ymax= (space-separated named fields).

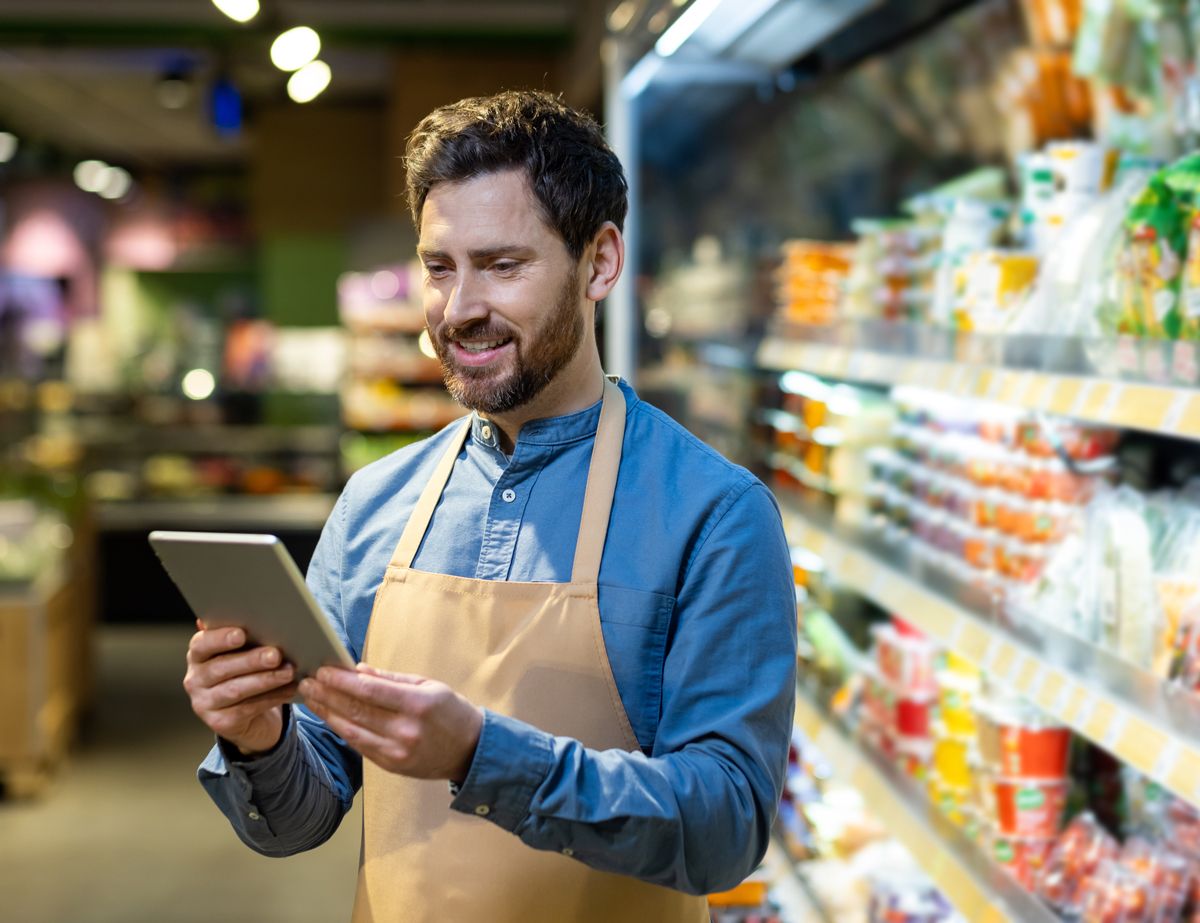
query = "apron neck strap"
xmin=390 ymin=416 xmax=472 ymax=569
xmin=571 ymin=378 xmax=625 ymax=584
xmin=388 ymin=378 xmax=626 ymax=582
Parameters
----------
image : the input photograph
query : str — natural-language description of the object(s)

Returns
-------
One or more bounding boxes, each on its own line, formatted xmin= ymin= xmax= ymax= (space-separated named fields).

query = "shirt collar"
xmin=469 ymin=378 xmax=636 ymax=449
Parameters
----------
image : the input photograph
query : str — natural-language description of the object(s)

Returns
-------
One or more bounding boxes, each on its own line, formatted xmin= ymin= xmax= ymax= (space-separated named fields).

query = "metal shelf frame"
xmin=759 ymin=322 xmax=1200 ymax=441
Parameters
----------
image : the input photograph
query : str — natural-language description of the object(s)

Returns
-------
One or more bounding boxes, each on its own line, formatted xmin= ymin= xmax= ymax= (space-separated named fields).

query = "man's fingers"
xmin=316 ymin=666 xmax=421 ymax=711
xmin=355 ymin=663 xmax=426 ymax=685
xmin=306 ymin=700 xmax=401 ymax=767
xmin=206 ymin=666 xmax=296 ymax=710
xmin=187 ymin=627 xmax=248 ymax=664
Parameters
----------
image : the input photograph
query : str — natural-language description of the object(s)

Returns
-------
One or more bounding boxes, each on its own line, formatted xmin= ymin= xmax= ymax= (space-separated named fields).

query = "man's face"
xmin=418 ymin=169 xmax=585 ymax=415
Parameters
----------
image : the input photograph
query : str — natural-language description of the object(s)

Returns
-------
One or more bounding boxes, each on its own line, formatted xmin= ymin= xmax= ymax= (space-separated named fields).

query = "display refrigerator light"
xmin=98 ymin=167 xmax=132 ymax=201
xmin=182 ymin=369 xmax=216 ymax=401
xmin=0 ymin=131 xmax=17 ymax=163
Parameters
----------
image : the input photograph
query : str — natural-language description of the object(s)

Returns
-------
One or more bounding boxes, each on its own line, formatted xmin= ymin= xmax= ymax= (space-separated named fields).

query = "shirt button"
xmin=248 ymin=811 xmax=261 ymax=821
xmin=474 ymin=805 xmax=491 ymax=817
xmin=561 ymin=848 xmax=574 ymax=858
xmin=502 ymin=489 xmax=516 ymax=503
xmin=481 ymin=424 xmax=492 ymax=441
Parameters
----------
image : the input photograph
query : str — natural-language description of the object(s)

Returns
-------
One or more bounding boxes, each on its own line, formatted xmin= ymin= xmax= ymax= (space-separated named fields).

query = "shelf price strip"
xmin=785 ymin=508 xmax=1199 ymax=811
xmin=759 ymin=339 xmax=1200 ymax=442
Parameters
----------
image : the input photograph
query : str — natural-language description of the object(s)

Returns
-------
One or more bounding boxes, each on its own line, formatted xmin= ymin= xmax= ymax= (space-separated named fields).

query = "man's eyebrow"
xmin=417 ymin=245 xmax=534 ymax=260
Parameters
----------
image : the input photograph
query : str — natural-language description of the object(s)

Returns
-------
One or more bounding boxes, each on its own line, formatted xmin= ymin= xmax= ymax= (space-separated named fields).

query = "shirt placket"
xmin=475 ymin=443 xmax=544 ymax=581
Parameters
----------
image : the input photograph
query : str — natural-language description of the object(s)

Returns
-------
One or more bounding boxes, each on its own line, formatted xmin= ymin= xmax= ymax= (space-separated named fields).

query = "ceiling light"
xmin=98 ymin=166 xmax=132 ymax=201
xmin=182 ymin=369 xmax=216 ymax=401
xmin=655 ymin=0 xmax=722 ymax=56
xmin=0 ymin=132 xmax=16 ymax=163
xmin=211 ymin=0 xmax=259 ymax=23
xmin=271 ymin=26 xmax=321 ymax=72
xmin=417 ymin=330 xmax=437 ymax=360
xmin=73 ymin=159 xmax=108 ymax=193
xmin=287 ymin=60 xmax=331 ymax=103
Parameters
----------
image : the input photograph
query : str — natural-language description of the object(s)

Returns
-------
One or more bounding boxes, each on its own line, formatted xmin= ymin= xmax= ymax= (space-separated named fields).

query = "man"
xmin=185 ymin=90 xmax=797 ymax=921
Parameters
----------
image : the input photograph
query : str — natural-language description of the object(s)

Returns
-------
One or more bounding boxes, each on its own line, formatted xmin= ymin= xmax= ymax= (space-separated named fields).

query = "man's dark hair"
xmin=404 ymin=90 xmax=628 ymax=260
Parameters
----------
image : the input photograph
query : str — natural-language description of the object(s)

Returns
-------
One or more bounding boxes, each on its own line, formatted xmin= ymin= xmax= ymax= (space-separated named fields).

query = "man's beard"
xmin=430 ymin=266 xmax=585 ymax=415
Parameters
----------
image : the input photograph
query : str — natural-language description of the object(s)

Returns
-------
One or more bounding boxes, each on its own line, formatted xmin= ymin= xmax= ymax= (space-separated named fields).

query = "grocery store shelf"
xmin=763 ymin=835 xmax=832 ymax=923
xmin=792 ymin=690 xmax=1057 ymax=923
xmin=95 ymin=493 xmax=337 ymax=531
xmin=780 ymin=495 xmax=1200 ymax=813
xmin=759 ymin=324 xmax=1200 ymax=441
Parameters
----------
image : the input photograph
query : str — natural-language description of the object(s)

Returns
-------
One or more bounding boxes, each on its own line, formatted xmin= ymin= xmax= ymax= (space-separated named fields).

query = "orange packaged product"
xmin=963 ymin=526 xmax=997 ymax=572
xmin=894 ymin=736 xmax=932 ymax=782
xmin=994 ymin=708 xmax=1071 ymax=778
xmin=994 ymin=778 xmax=1069 ymax=838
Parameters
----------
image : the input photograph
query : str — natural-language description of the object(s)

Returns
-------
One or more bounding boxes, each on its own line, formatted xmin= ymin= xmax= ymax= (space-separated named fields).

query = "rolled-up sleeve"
xmin=451 ymin=481 xmax=797 ymax=893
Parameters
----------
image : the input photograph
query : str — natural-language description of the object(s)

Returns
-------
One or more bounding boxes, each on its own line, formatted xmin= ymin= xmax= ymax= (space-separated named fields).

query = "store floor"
xmin=0 ymin=626 xmax=362 ymax=923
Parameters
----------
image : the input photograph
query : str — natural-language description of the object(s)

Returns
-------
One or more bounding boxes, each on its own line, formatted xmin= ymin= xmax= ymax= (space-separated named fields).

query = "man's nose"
xmin=443 ymin=271 xmax=489 ymax=327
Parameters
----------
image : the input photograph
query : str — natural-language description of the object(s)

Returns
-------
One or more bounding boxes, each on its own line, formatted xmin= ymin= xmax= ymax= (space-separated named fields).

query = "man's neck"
xmin=483 ymin=351 xmax=606 ymax=454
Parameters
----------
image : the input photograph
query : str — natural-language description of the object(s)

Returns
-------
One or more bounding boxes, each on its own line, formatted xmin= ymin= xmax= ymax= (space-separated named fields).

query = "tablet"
xmin=149 ymin=530 xmax=355 ymax=678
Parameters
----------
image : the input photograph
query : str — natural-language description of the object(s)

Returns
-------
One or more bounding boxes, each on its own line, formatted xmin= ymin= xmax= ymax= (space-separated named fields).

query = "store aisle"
xmin=0 ymin=626 xmax=362 ymax=923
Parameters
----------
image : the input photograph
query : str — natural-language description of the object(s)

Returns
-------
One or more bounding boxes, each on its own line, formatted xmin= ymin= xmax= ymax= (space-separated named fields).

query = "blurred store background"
xmin=12 ymin=0 xmax=1200 ymax=921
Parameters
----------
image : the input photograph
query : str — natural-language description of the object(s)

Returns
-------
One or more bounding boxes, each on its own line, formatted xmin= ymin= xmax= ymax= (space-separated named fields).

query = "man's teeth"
xmin=460 ymin=339 xmax=508 ymax=353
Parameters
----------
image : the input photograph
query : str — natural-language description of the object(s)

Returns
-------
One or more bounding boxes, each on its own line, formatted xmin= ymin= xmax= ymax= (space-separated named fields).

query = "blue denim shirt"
xmin=198 ymin=379 xmax=797 ymax=895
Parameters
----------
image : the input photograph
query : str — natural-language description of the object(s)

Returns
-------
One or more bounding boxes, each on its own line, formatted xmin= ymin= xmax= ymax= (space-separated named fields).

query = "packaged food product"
xmin=994 ymin=778 xmax=1069 ymax=837
xmin=952 ymin=249 xmax=1041 ymax=333
xmin=932 ymin=733 xmax=973 ymax=790
xmin=1119 ymin=837 xmax=1192 ymax=923
xmin=895 ymin=693 xmax=936 ymax=739
xmin=874 ymin=624 xmax=939 ymax=695
xmin=990 ymin=830 xmax=1057 ymax=890
xmin=1078 ymin=859 xmax=1153 ymax=923
xmin=976 ymin=702 xmax=1004 ymax=768
xmin=993 ymin=708 xmax=1071 ymax=778
xmin=1037 ymin=812 xmax=1121 ymax=914
xmin=895 ymin=736 xmax=933 ymax=782
xmin=937 ymin=675 xmax=979 ymax=737
xmin=929 ymin=775 xmax=971 ymax=827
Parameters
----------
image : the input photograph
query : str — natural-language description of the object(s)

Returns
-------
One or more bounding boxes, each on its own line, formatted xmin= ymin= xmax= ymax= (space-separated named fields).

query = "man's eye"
xmin=425 ymin=264 xmax=450 ymax=277
xmin=493 ymin=261 xmax=519 ymax=273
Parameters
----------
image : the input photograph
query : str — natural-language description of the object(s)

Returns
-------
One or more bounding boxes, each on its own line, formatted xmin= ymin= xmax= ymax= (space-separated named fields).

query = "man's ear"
xmin=584 ymin=222 xmax=624 ymax=302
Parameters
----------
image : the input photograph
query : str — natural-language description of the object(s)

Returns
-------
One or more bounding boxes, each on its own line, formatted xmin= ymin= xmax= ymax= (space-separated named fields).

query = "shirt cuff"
xmin=450 ymin=708 xmax=553 ymax=833
xmin=212 ymin=706 xmax=301 ymax=792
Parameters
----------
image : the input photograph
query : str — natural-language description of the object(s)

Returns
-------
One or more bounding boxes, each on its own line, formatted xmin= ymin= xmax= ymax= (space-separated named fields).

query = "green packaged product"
xmin=1116 ymin=153 xmax=1200 ymax=337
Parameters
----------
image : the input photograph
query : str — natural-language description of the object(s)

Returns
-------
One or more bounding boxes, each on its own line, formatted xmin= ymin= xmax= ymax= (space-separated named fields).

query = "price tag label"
xmin=1152 ymin=740 xmax=1182 ymax=784
xmin=1070 ymin=381 xmax=1096 ymax=418
xmin=1097 ymin=384 xmax=1122 ymax=422
xmin=1103 ymin=710 xmax=1128 ymax=750
xmin=1024 ymin=664 xmax=1047 ymax=700
xmin=1163 ymin=392 xmax=1192 ymax=433
xmin=1053 ymin=679 xmax=1076 ymax=717
xmin=1010 ymin=374 xmax=1035 ymax=406
xmin=981 ymin=638 xmax=1002 ymax=670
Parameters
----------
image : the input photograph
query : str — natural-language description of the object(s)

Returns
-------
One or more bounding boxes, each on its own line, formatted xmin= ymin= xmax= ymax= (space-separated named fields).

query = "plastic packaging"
xmin=1037 ymin=812 xmax=1121 ymax=914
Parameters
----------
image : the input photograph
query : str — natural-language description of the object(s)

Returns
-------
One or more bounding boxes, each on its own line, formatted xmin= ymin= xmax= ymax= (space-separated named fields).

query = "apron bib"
xmin=351 ymin=380 xmax=708 ymax=922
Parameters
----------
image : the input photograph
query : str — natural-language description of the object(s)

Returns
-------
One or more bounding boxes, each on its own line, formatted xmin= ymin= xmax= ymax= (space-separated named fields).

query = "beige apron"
xmin=351 ymin=380 xmax=708 ymax=923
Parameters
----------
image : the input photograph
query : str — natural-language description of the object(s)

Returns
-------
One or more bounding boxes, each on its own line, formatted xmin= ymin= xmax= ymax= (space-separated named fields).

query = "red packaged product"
xmin=1079 ymin=860 xmax=1152 ymax=923
xmin=1119 ymin=838 xmax=1191 ymax=923
xmin=995 ymin=716 xmax=1071 ymax=778
xmin=994 ymin=778 xmax=1068 ymax=837
xmin=1037 ymin=812 xmax=1120 ymax=914
xmin=894 ymin=694 xmax=935 ymax=738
